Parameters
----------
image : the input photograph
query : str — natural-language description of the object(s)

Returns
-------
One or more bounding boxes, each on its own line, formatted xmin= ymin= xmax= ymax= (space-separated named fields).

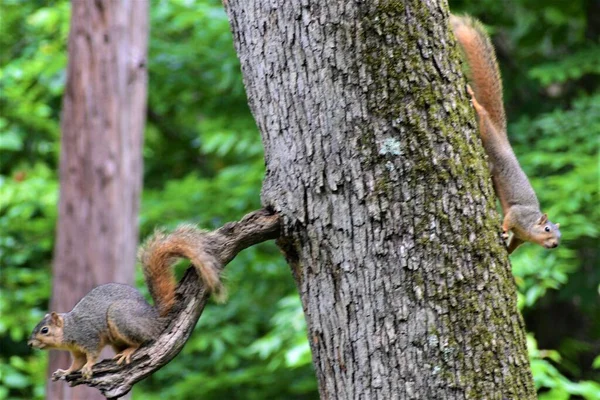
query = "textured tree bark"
xmin=227 ymin=1 xmax=536 ymax=399
xmin=48 ymin=0 xmax=148 ymax=399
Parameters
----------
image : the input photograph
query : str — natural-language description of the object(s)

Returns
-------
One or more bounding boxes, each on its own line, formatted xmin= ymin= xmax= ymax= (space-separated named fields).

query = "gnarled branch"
xmin=60 ymin=208 xmax=281 ymax=399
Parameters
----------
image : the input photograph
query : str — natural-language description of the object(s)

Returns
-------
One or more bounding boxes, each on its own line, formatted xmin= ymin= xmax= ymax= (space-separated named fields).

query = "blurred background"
xmin=0 ymin=0 xmax=598 ymax=399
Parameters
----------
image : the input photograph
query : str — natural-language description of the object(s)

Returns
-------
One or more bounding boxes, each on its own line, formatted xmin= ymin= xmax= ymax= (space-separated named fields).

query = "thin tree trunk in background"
xmin=48 ymin=1 xmax=148 ymax=399
xmin=227 ymin=0 xmax=536 ymax=398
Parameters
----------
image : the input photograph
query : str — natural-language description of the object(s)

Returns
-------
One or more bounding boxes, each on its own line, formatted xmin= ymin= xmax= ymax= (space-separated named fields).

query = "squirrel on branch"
xmin=28 ymin=225 xmax=223 ymax=380
xmin=450 ymin=15 xmax=561 ymax=254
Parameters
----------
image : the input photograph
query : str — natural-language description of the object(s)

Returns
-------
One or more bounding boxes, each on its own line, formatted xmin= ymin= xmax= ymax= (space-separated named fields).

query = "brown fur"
xmin=28 ymin=312 xmax=66 ymax=350
xmin=139 ymin=224 xmax=223 ymax=316
xmin=451 ymin=15 xmax=561 ymax=253
xmin=450 ymin=15 xmax=506 ymax=134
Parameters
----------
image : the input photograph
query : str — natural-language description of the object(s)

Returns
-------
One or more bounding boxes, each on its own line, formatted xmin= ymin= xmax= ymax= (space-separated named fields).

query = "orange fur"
xmin=452 ymin=14 xmax=562 ymax=253
xmin=138 ymin=224 xmax=223 ymax=316
xmin=450 ymin=15 xmax=506 ymax=135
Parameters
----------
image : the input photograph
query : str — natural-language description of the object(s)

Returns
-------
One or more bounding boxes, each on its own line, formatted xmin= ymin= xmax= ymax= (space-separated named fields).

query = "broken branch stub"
xmin=61 ymin=208 xmax=281 ymax=399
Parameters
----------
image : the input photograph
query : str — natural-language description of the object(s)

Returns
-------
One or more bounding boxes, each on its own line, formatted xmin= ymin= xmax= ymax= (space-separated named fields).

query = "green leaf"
xmin=0 ymin=131 xmax=23 ymax=151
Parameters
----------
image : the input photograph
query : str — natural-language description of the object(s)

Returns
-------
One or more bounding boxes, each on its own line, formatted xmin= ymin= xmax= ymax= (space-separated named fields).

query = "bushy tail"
xmin=138 ymin=224 xmax=223 ymax=316
xmin=450 ymin=14 xmax=506 ymax=134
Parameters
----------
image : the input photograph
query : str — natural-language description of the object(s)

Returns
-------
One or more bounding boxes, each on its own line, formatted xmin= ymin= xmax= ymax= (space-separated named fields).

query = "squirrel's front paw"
xmin=80 ymin=365 xmax=93 ymax=379
xmin=51 ymin=369 xmax=69 ymax=381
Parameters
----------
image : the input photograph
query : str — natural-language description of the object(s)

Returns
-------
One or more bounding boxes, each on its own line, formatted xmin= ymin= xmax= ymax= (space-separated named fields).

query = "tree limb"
xmin=60 ymin=208 xmax=281 ymax=399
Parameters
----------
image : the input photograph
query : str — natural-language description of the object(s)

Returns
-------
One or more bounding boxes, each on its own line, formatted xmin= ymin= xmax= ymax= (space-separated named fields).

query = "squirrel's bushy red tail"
xmin=139 ymin=224 xmax=223 ymax=316
xmin=450 ymin=14 xmax=506 ymax=134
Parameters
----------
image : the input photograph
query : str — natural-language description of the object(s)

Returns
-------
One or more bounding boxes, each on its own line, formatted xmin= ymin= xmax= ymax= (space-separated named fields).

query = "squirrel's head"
xmin=531 ymin=213 xmax=561 ymax=249
xmin=28 ymin=312 xmax=65 ymax=350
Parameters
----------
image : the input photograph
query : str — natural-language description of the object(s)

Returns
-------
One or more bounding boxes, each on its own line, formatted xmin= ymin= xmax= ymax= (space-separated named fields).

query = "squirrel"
xmin=450 ymin=15 xmax=561 ymax=254
xmin=27 ymin=224 xmax=223 ymax=380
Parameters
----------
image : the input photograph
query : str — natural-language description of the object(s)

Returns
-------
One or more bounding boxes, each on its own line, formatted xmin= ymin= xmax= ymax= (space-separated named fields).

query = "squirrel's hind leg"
xmin=107 ymin=299 xmax=162 ymax=365
xmin=107 ymin=316 xmax=143 ymax=365
xmin=113 ymin=344 xmax=140 ymax=365
xmin=467 ymin=84 xmax=504 ymax=148
xmin=467 ymin=85 xmax=488 ymax=132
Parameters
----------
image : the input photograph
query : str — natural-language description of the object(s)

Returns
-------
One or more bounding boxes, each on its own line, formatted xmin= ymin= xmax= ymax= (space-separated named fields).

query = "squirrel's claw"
xmin=51 ymin=369 xmax=69 ymax=381
xmin=113 ymin=353 xmax=126 ymax=365
xmin=113 ymin=347 xmax=137 ymax=365
xmin=80 ymin=365 xmax=93 ymax=380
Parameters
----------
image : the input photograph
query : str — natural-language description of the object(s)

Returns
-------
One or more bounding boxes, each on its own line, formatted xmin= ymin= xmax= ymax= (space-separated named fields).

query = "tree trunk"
xmin=226 ymin=1 xmax=536 ymax=399
xmin=48 ymin=1 xmax=148 ymax=399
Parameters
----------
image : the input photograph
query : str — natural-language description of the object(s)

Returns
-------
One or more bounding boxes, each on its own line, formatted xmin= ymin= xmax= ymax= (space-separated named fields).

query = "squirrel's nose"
xmin=27 ymin=340 xmax=33 ymax=348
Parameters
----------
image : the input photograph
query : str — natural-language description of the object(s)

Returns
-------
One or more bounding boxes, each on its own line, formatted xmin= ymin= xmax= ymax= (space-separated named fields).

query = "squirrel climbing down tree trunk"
xmin=450 ymin=14 xmax=561 ymax=253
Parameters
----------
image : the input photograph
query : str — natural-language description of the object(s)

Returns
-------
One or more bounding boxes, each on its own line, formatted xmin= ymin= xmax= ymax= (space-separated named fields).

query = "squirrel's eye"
xmin=544 ymin=226 xmax=550 ymax=232
xmin=41 ymin=327 xmax=49 ymax=335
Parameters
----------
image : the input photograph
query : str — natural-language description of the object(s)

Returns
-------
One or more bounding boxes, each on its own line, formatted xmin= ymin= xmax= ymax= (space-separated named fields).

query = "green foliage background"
xmin=0 ymin=0 xmax=598 ymax=399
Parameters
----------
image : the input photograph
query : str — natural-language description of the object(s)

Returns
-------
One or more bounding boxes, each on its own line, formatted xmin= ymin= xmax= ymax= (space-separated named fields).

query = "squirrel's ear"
xmin=555 ymin=223 xmax=560 ymax=229
xmin=50 ymin=312 xmax=63 ymax=328
xmin=538 ymin=213 xmax=548 ymax=225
